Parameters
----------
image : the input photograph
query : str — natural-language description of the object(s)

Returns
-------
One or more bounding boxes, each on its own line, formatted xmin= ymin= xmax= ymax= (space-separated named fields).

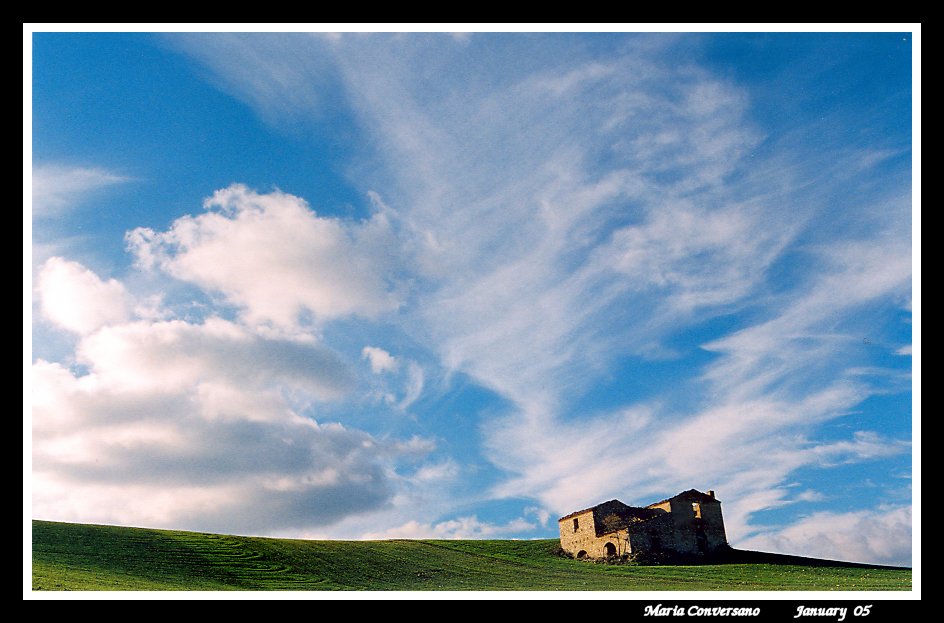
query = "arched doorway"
xmin=576 ymin=550 xmax=587 ymax=559
xmin=603 ymin=542 xmax=617 ymax=557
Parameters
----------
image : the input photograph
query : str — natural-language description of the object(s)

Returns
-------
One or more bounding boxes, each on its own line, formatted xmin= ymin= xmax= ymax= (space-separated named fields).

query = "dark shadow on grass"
xmin=711 ymin=547 xmax=910 ymax=570
xmin=609 ymin=546 xmax=910 ymax=570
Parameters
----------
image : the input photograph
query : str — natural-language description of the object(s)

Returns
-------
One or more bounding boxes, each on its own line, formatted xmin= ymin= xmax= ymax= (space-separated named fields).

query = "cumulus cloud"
xmin=32 ymin=164 xmax=130 ymax=215
xmin=37 ymin=257 xmax=133 ymax=334
xmin=126 ymin=184 xmax=400 ymax=328
xmin=32 ymin=310 xmax=438 ymax=534
xmin=738 ymin=505 xmax=912 ymax=567
xmin=362 ymin=346 xmax=398 ymax=374
xmin=74 ymin=317 xmax=355 ymax=398
xmin=31 ymin=314 xmax=433 ymax=534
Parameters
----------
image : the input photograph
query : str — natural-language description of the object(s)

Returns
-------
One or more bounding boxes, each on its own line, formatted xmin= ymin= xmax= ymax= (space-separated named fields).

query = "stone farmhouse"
xmin=558 ymin=489 xmax=727 ymax=559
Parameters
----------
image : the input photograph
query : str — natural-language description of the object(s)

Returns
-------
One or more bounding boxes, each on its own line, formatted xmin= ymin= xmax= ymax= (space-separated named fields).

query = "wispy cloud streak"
xmin=33 ymin=164 xmax=130 ymax=216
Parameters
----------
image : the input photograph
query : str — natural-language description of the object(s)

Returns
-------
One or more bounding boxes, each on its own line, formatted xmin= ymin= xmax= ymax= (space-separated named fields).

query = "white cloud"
xmin=699 ymin=229 xmax=911 ymax=407
xmin=163 ymin=37 xmax=779 ymax=417
xmin=165 ymin=33 xmax=338 ymax=126
xmin=360 ymin=348 xmax=425 ymax=412
xmin=410 ymin=459 xmax=460 ymax=483
xmin=525 ymin=506 xmax=551 ymax=527
xmin=738 ymin=505 xmax=912 ymax=567
xmin=361 ymin=515 xmax=535 ymax=540
xmin=896 ymin=345 xmax=912 ymax=356
xmin=126 ymin=184 xmax=400 ymax=328
xmin=31 ymin=316 xmax=433 ymax=534
xmin=133 ymin=294 xmax=173 ymax=322
xmin=479 ymin=194 xmax=911 ymax=539
xmin=805 ymin=431 xmax=911 ymax=467
xmin=484 ymin=387 xmax=910 ymax=548
xmin=362 ymin=346 xmax=398 ymax=374
xmin=398 ymin=361 xmax=424 ymax=410
xmin=795 ymin=489 xmax=827 ymax=503
xmin=596 ymin=198 xmax=793 ymax=312
xmin=32 ymin=164 xmax=130 ymax=215
xmin=37 ymin=257 xmax=133 ymax=334
xmin=75 ymin=317 xmax=355 ymax=399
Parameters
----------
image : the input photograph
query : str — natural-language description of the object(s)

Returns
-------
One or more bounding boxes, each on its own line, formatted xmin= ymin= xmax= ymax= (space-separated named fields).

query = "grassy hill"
xmin=31 ymin=520 xmax=911 ymax=591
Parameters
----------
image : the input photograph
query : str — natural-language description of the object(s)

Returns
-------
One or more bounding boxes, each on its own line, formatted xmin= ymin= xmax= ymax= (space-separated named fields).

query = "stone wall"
xmin=699 ymin=500 xmax=728 ymax=551
xmin=626 ymin=513 xmax=676 ymax=554
xmin=558 ymin=510 xmax=600 ymax=557
xmin=657 ymin=493 xmax=728 ymax=554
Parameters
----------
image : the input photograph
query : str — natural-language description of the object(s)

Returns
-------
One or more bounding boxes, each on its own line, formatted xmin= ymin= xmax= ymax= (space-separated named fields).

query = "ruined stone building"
xmin=558 ymin=489 xmax=727 ymax=559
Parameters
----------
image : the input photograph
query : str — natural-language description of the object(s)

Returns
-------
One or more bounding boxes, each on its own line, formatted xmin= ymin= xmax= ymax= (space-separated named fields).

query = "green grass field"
xmin=31 ymin=520 xmax=911 ymax=591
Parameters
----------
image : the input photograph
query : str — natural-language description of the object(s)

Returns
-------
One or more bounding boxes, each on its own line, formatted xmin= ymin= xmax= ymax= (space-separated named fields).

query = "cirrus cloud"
xmin=32 ymin=164 xmax=130 ymax=216
xmin=32 ymin=259 xmax=428 ymax=534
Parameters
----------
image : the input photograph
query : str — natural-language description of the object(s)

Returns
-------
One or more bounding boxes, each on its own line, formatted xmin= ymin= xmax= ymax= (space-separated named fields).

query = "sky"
xmin=27 ymin=27 xmax=918 ymax=567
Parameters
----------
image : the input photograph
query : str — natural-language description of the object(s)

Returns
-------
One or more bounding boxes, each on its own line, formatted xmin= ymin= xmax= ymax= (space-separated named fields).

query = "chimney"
xmin=707 ymin=490 xmax=715 ymax=499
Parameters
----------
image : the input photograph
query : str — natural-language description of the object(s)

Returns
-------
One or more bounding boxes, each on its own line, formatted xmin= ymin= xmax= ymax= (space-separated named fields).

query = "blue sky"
xmin=28 ymin=28 xmax=917 ymax=567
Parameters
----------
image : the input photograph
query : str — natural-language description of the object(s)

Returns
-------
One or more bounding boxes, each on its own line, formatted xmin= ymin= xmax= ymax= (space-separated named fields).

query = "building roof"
xmin=646 ymin=489 xmax=721 ymax=508
xmin=557 ymin=498 xmax=662 ymax=526
xmin=558 ymin=489 xmax=720 ymax=523
xmin=558 ymin=500 xmax=620 ymax=522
